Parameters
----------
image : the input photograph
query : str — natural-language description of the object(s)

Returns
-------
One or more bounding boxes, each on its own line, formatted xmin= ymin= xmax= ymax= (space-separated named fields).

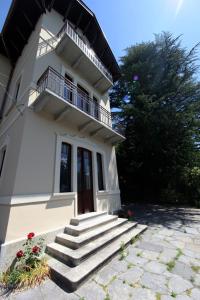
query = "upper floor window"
xmin=0 ymin=146 xmax=6 ymax=178
xmin=93 ymin=96 xmax=99 ymax=120
xmin=64 ymin=73 xmax=73 ymax=103
xmin=77 ymin=84 xmax=90 ymax=113
xmin=97 ymin=153 xmax=104 ymax=191
xmin=14 ymin=77 xmax=21 ymax=102
xmin=60 ymin=142 xmax=72 ymax=193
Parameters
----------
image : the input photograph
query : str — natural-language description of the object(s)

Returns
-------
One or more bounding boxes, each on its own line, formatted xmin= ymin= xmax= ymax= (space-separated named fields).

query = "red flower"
xmin=27 ymin=232 xmax=35 ymax=240
xmin=32 ymin=246 xmax=40 ymax=254
xmin=127 ymin=210 xmax=134 ymax=217
xmin=16 ymin=250 xmax=24 ymax=258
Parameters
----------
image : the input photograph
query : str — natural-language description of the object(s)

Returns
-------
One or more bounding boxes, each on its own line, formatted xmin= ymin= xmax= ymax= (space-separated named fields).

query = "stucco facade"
xmin=0 ymin=1 xmax=124 ymax=270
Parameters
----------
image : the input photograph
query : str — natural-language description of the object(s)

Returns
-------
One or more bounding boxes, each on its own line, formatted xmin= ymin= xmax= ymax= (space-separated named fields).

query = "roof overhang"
xmin=1 ymin=0 xmax=121 ymax=82
xmin=0 ymin=35 xmax=7 ymax=57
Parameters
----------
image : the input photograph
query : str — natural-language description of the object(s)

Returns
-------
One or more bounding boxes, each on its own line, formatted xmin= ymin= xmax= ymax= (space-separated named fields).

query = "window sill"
xmin=97 ymin=190 xmax=120 ymax=196
xmin=52 ymin=192 xmax=76 ymax=200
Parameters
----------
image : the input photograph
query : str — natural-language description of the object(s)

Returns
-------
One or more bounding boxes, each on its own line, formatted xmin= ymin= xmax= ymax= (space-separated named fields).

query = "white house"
xmin=0 ymin=0 xmax=146 ymax=290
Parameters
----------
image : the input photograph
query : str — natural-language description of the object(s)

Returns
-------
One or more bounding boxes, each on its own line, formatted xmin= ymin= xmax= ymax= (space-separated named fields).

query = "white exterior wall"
xmin=0 ymin=9 xmax=120 ymax=248
xmin=33 ymin=10 xmax=111 ymax=111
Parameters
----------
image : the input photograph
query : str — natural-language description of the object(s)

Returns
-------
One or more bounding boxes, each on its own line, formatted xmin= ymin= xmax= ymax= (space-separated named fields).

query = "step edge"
xmin=65 ymin=215 xmax=118 ymax=236
xmin=56 ymin=219 xmax=131 ymax=247
xmin=70 ymin=211 xmax=108 ymax=225
xmin=49 ymin=225 xmax=148 ymax=291
xmin=47 ymin=222 xmax=138 ymax=264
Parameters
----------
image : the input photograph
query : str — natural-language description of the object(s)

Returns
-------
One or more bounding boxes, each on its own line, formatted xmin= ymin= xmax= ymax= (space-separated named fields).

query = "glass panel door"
xmin=77 ymin=147 xmax=94 ymax=214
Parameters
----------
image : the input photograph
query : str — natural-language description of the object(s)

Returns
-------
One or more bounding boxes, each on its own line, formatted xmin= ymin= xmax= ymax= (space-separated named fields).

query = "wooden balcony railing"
xmin=37 ymin=67 xmax=112 ymax=128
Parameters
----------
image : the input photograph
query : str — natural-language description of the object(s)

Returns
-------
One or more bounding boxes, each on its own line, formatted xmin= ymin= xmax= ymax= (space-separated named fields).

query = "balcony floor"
xmin=33 ymin=89 xmax=125 ymax=145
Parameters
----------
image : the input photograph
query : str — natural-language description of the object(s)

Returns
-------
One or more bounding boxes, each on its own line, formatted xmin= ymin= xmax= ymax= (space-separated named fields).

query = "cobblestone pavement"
xmin=1 ymin=205 xmax=200 ymax=300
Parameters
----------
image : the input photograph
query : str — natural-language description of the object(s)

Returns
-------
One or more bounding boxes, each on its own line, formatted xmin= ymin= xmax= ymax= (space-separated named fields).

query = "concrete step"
xmin=47 ymin=221 xmax=138 ymax=266
xmin=65 ymin=214 xmax=118 ymax=236
xmin=48 ymin=224 xmax=147 ymax=292
xmin=70 ymin=211 xmax=108 ymax=226
xmin=56 ymin=218 xmax=128 ymax=249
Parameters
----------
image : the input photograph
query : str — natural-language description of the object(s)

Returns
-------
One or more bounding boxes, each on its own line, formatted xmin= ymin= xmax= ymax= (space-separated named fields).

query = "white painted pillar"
xmin=72 ymin=144 xmax=78 ymax=217
xmin=92 ymin=151 xmax=98 ymax=212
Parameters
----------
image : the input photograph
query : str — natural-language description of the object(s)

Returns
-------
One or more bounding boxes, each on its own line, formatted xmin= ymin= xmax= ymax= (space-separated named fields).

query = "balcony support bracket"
xmin=104 ymin=135 xmax=116 ymax=143
xmin=55 ymin=106 xmax=71 ymax=121
xmin=72 ymin=54 xmax=84 ymax=69
xmin=90 ymin=127 xmax=104 ymax=137
xmin=78 ymin=120 xmax=93 ymax=132
xmin=112 ymin=139 xmax=121 ymax=146
xmin=93 ymin=76 xmax=104 ymax=89
xmin=34 ymin=95 xmax=49 ymax=112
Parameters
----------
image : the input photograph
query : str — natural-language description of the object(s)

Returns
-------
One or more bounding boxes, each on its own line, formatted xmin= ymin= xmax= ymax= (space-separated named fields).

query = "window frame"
xmin=64 ymin=72 xmax=74 ymax=103
xmin=96 ymin=152 xmax=105 ymax=191
xmin=0 ymin=147 xmax=6 ymax=178
xmin=59 ymin=141 xmax=72 ymax=193
xmin=77 ymin=83 xmax=90 ymax=113
xmin=93 ymin=96 xmax=100 ymax=120
xmin=0 ymin=139 xmax=8 ymax=183
xmin=14 ymin=76 xmax=21 ymax=102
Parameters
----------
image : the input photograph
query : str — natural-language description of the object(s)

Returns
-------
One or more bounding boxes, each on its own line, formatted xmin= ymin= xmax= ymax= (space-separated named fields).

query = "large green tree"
xmin=111 ymin=32 xmax=200 ymax=205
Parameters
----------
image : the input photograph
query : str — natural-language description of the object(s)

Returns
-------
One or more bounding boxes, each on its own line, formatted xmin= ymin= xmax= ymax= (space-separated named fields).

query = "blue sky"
xmin=1 ymin=0 xmax=200 ymax=70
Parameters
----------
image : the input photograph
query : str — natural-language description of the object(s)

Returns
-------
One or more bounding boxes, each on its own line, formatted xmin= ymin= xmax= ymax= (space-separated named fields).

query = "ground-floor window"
xmin=60 ymin=142 xmax=72 ymax=193
xmin=97 ymin=152 xmax=104 ymax=191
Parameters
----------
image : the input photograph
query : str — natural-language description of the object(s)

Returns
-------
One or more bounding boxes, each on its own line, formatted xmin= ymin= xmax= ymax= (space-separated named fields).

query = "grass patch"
xmin=130 ymin=236 xmax=140 ymax=245
xmin=166 ymin=260 xmax=176 ymax=272
xmin=175 ymin=248 xmax=183 ymax=260
xmin=110 ymin=275 xmax=117 ymax=284
xmin=93 ymin=275 xmax=117 ymax=296
xmin=156 ymin=293 xmax=162 ymax=300
xmin=186 ymin=289 xmax=192 ymax=296
xmin=141 ymin=284 xmax=146 ymax=288
xmin=127 ymin=262 xmax=134 ymax=269
xmin=191 ymin=265 xmax=200 ymax=273
xmin=0 ymin=258 xmax=49 ymax=291
xmin=130 ymin=282 xmax=140 ymax=288
xmin=171 ymin=291 xmax=177 ymax=298
xmin=136 ymin=252 xmax=142 ymax=257
xmin=166 ymin=248 xmax=183 ymax=272
xmin=104 ymin=294 xmax=111 ymax=300
xmin=119 ymin=242 xmax=128 ymax=260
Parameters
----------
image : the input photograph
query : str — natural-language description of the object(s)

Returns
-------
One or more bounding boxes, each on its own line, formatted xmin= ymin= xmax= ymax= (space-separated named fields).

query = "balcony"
xmin=32 ymin=67 xmax=125 ymax=144
xmin=56 ymin=22 xmax=113 ymax=94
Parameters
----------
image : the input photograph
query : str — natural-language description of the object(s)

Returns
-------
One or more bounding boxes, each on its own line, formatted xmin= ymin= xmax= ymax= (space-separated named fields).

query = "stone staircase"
xmin=46 ymin=211 xmax=147 ymax=291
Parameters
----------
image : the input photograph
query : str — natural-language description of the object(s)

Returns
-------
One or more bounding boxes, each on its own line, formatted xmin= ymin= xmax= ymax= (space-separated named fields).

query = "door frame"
xmin=54 ymin=134 xmax=108 ymax=216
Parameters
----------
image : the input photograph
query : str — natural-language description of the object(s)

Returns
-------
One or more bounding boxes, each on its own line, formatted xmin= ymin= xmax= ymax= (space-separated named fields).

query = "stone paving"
xmin=1 ymin=204 xmax=200 ymax=300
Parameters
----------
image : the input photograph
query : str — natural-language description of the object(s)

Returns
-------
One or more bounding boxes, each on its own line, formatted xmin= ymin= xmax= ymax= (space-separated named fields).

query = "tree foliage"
xmin=111 ymin=32 xmax=200 ymax=206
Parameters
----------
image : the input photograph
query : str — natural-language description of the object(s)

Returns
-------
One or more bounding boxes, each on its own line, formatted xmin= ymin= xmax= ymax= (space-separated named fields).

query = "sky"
xmin=1 ymin=0 xmax=200 ymax=69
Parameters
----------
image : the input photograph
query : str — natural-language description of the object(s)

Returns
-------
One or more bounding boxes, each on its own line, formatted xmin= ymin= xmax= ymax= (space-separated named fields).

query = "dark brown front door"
xmin=77 ymin=147 xmax=94 ymax=214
